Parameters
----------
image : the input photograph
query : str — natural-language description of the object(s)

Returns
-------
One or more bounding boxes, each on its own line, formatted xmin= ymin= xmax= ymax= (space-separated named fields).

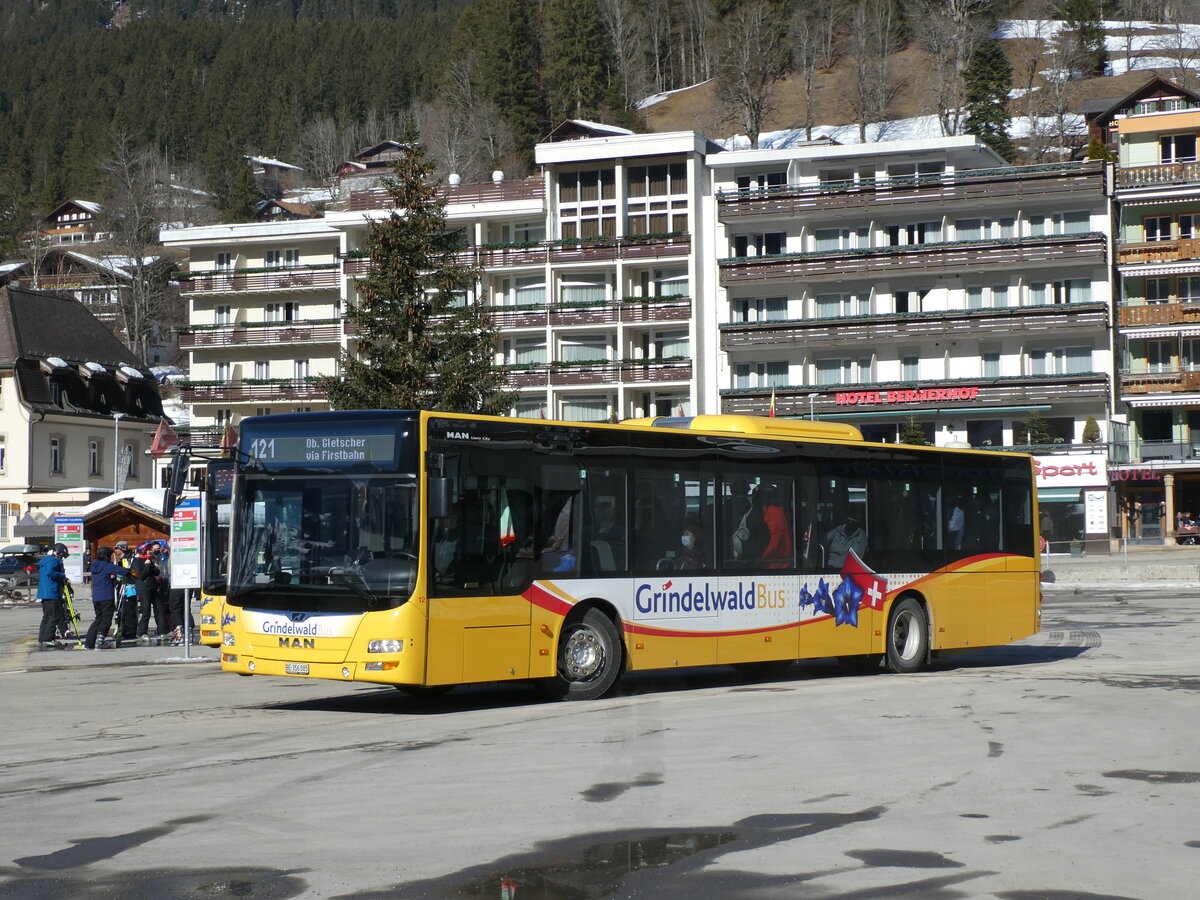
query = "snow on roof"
xmin=246 ymin=155 xmax=304 ymax=171
xmin=0 ymin=262 xmax=26 ymax=275
xmin=79 ymin=488 xmax=167 ymax=517
xmin=637 ymin=80 xmax=713 ymax=110
xmin=72 ymin=200 xmax=102 ymax=214
xmin=568 ymin=119 xmax=634 ymax=135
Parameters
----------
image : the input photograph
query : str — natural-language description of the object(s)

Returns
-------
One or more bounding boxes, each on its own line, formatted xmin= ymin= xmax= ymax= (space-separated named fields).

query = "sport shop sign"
xmin=1033 ymin=454 xmax=1106 ymax=488
xmin=834 ymin=385 xmax=981 ymax=406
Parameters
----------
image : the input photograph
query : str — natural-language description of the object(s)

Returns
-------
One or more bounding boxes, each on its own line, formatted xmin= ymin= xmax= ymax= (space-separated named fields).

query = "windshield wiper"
xmin=327 ymin=568 xmax=385 ymax=609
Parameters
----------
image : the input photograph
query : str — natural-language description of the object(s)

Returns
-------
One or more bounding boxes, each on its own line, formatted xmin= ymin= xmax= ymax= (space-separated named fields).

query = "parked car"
xmin=0 ymin=545 xmax=40 ymax=597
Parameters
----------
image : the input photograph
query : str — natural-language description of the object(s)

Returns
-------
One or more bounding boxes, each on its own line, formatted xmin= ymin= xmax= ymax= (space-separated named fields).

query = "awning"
xmin=1126 ymin=395 xmax=1200 ymax=407
xmin=13 ymin=514 xmax=52 ymax=537
xmin=1038 ymin=487 xmax=1084 ymax=502
xmin=1127 ymin=327 xmax=1200 ymax=338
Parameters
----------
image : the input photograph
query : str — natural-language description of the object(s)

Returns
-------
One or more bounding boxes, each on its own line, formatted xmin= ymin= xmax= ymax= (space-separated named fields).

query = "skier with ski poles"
xmin=84 ymin=546 xmax=127 ymax=650
xmin=36 ymin=543 xmax=70 ymax=649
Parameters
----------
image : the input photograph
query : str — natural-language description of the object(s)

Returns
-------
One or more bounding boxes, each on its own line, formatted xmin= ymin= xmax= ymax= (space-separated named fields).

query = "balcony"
xmin=722 ymin=302 xmax=1108 ymax=351
xmin=180 ymin=378 xmax=329 ymax=403
xmin=349 ymin=179 xmax=545 ymax=211
xmin=178 ymin=320 xmax=344 ymax=349
xmin=179 ymin=265 xmax=340 ymax=295
xmin=178 ymin=426 xmax=225 ymax=451
xmin=718 ymin=234 xmax=1105 ymax=284
xmin=718 ymin=162 xmax=1104 ymax=218
xmin=1119 ymin=368 xmax=1200 ymax=394
xmin=504 ymin=360 xmax=692 ymax=388
xmin=1118 ymin=300 xmax=1200 ymax=327
xmin=490 ymin=297 xmax=692 ymax=329
xmin=1116 ymin=161 xmax=1200 ymax=190
xmin=1117 ymin=238 xmax=1200 ymax=266
xmin=720 ymin=373 xmax=1108 ymax=417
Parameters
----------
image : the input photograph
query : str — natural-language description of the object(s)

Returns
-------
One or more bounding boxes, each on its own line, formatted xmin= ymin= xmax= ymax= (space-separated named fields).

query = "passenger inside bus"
xmin=826 ymin=510 xmax=867 ymax=569
xmin=676 ymin=522 xmax=707 ymax=570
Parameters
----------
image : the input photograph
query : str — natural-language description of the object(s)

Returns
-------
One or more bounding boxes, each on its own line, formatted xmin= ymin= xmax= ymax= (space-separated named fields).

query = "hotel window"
xmin=216 ymin=305 xmax=232 ymax=325
xmin=0 ymin=435 xmax=6 ymax=472
xmin=215 ymin=362 xmax=231 ymax=382
xmin=1145 ymin=216 xmax=1173 ymax=241
xmin=264 ymin=303 xmax=281 ymax=322
xmin=284 ymin=302 xmax=298 ymax=322
xmin=1147 ymin=277 xmax=1171 ymax=303
xmin=955 ymin=219 xmax=983 ymax=241
xmin=513 ymin=399 xmax=543 ymax=418
xmin=991 ymin=285 xmax=1010 ymax=308
xmin=998 ymin=217 xmax=1015 ymax=239
xmin=215 ymin=409 xmax=233 ymax=427
xmin=886 ymin=221 xmax=942 ymax=246
xmin=733 ymin=232 xmax=786 ymax=256
xmin=966 ymin=287 xmax=985 ymax=310
xmin=50 ymin=437 xmax=63 ymax=474
xmin=294 ymin=359 xmax=310 ymax=380
xmin=731 ymin=297 xmax=787 ymax=323
xmin=902 ymin=355 xmax=919 ymax=380
xmin=626 ymin=162 xmax=689 ymax=235
xmin=650 ymin=267 xmax=689 ymax=297
xmin=734 ymin=361 xmax=788 ymax=389
xmin=1146 ymin=339 xmax=1172 ymax=372
xmin=560 ymin=273 xmax=609 ymax=305
xmin=735 ymin=171 xmax=785 ymax=191
xmin=814 ymin=357 xmax=872 ymax=386
xmin=513 ymin=275 xmax=546 ymax=306
xmin=815 ymin=292 xmax=869 ymax=318
xmin=894 ymin=289 xmax=928 ymax=314
xmin=886 ymin=160 xmax=945 ymax=181
xmin=216 ymin=252 xmax=233 ymax=271
xmin=504 ymin=337 xmax=547 ymax=366
xmin=125 ymin=443 xmax=137 ymax=478
xmin=89 ymin=440 xmax=101 ymax=476
xmin=813 ymin=227 xmax=869 ymax=252
xmin=647 ymin=329 xmax=689 ymax=359
xmin=1181 ymin=215 xmax=1197 ymax=240
xmin=265 ymin=250 xmax=283 ymax=269
xmin=559 ymin=333 xmax=612 ymax=363
xmin=1160 ymin=133 xmax=1197 ymax=163
xmin=560 ymin=394 xmax=612 ymax=422
xmin=1030 ymin=346 xmax=1091 ymax=376
xmin=510 ymin=221 xmax=545 ymax=243
xmin=558 ymin=169 xmax=616 ymax=239
xmin=1181 ymin=276 xmax=1200 ymax=301
xmin=284 ymin=248 xmax=300 ymax=267
xmin=982 ymin=351 xmax=1001 ymax=378
xmin=254 ymin=361 xmax=270 ymax=380
xmin=256 ymin=408 xmax=271 ymax=417
xmin=1184 ymin=339 xmax=1200 ymax=370
xmin=1053 ymin=211 xmax=1091 ymax=235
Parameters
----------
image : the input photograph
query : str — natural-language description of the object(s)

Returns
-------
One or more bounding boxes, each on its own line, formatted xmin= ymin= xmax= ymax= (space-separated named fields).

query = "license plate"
xmin=285 ymin=662 xmax=310 ymax=675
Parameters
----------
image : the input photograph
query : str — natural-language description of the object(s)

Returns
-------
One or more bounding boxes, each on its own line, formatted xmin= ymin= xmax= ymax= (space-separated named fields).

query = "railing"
xmin=1117 ymin=238 xmax=1200 ymax=265
xmin=349 ymin=179 xmax=545 ymax=210
xmin=503 ymin=360 xmax=692 ymax=388
xmin=719 ymin=373 xmax=1108 ymax=417
xmin=1119 ymin=368 xmax=1200 ymax=394
xmin=718 ymin=234 xmax=1106 ymax=282
xmin=721 ymin=302 xmax=1107 ymax=349
xmin=717 ymin=162 xmax=1103 ymax=216
xmin=1117 ymin=161 xmax=1200 ymax=189
xmin=179 ymin=266 xmax=340 ymax=294
xmin=490 ymin=297 xmax=692 ymax=329
xmin=178 ymin=321 xmax=344 ymax=349
xmin=1118 ymin=300 xmax=1200 ymax=327
xmin=180 ymin=379 xmax=329 ymax=403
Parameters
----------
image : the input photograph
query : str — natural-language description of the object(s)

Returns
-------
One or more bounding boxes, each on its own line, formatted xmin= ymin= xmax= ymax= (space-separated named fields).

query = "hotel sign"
xmin=834 ymin=386 xmax=982 ymax=406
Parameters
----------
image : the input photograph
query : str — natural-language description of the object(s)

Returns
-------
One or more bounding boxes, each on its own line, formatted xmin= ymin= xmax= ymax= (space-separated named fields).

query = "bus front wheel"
xmin=549 ymin=608 xmax=623 ymax=701
xmin=885 ymin=597 xmax=928 ymax=674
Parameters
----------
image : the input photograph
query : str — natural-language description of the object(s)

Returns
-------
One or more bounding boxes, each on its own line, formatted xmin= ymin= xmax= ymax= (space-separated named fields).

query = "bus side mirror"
xmin=428 ymin=477 xmax=452 ymax=519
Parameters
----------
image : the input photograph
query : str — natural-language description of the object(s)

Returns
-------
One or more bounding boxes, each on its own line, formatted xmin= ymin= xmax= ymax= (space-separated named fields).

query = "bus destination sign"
xmin=247 ymin=433 xmax=396 ymax=465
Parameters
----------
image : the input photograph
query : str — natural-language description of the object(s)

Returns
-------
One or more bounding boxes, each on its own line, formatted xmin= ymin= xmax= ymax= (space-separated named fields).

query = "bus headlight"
xmin=223 ymin=632 xmax=236 ymax=646
xmin=367 ymin=640 xmax=404 ymax=654
xmin=201 ymin=614 xmax=217 ymax=625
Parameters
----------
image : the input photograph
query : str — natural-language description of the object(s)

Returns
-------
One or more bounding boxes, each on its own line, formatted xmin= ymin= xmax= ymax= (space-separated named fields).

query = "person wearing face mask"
xmin=677 ymin=523 xmax=707 ymax=571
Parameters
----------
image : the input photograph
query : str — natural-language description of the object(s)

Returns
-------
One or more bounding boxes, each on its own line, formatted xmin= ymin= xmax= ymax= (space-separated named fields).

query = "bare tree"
xmin=1155 ymin=2 xmax=1200 ymax=88
xmin=1114 ymin=0 xmax=1162 ymax=73
xmin=599 ymin=0 xmax=651 ymax=110
xmin=294 ymin=115 xmax=358 ymax=197
xmin=716 ymin=0 xmax=789 ymax=148
xmin=792 ymin=0 xmax=845 ymax=141
xmin=96 ymin=133 xmax=182 ymax=363
xmin=847 ymin=0 xmax=901 ymax=142
xmin=678 ymin=0 xmax=716 ymax=86
xmin=910 ymin=0 xmax=992 ymax=136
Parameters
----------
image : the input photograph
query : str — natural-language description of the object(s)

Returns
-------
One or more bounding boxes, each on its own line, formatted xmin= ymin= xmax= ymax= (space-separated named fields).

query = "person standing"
xmin=150 ymin=542 xmax=170 ymax=638
xmin=131 ymin=543 xmax=159 ymax=644
xmin=36 ymin=544 xmax=70 ymax=649
xmin=113 ymin=542 xmax=137 ymax=641
xmin=84 ymin=547 xmax=127 ymax=650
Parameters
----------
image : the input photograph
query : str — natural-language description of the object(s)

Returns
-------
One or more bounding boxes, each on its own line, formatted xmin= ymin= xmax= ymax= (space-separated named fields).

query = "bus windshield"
xmin=228 ymin=472 xmax=419 ymax=613
xmin=203 ymin=460 xmax=234 ymax=595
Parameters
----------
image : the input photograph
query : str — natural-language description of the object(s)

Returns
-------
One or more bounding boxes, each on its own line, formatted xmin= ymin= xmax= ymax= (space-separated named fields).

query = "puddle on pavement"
xmin=1103 ymin=769 xmax=1200 ymax=784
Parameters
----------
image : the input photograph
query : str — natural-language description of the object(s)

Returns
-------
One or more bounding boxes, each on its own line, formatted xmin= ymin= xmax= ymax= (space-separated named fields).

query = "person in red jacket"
xmin=757 ymin=485 xmax=793 ymax=569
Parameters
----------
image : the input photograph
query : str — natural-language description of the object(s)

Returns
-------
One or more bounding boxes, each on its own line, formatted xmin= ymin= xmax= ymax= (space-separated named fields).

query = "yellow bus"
xmin=219 ymin=410 xmax=1040 ymax=699
xmin=198 ymin=459 xmax=234 ymax=648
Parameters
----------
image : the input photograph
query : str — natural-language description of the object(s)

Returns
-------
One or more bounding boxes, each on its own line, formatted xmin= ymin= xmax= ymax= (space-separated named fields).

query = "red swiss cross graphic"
xmin=840 ymin=548 xmax=888 ymax=611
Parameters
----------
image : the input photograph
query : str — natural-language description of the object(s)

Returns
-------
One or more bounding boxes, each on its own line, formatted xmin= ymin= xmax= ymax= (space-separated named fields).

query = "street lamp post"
xmin=807 ymin=392 xmax=819 ymax=421
xmin=112 ymin=412 xmax=125 ymax=493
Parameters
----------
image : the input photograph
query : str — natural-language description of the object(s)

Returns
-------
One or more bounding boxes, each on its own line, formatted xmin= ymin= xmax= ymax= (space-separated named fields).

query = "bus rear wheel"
xmin=548 ymin=608 xmax=623 ymax=701
xmin=885 ymin=597 xmax=929 ymax=674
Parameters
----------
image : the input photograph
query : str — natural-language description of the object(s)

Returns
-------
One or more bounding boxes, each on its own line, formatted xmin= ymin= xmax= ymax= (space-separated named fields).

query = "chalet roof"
xmin=0 ymin=286 xmax=165 ymax=420
xmin=544 ymin=120 xmax=636 ymax=142
xmin=44 ymin=199 xmax=101 ymax=221
xmin=253 ymin=199 xmax=320 ymax=220
xmin=352 ymin=140 xmax=405 ymax=161
xmin=1082 ymin=74 xmax=1200 ymax=126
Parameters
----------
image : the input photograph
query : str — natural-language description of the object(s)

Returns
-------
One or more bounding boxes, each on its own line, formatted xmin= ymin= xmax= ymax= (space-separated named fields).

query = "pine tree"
xmin=324 ymin=120 xmax=514 ymax=414
xmin=1057 ymin=0 xmax=1107 ymax=78
xmin=899 ymin=417 xmax=930 ymax=446
xmin=963 ymin=39 xmax=1016 ymax=163
xmin=1018 ymin=410 xmax=1054 ymax=446
xmin=543 ymin=0 xmax=612 ymax=122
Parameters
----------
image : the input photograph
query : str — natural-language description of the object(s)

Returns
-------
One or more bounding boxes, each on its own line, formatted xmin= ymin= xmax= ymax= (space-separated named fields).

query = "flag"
xmin=768 ymin=388 xmax=776 ymax=418
xmin=676 ymin=403 xmax=685 ymax=417
xmin=841 ymin=548 xmax=888 ymax=611
xmin=150 ymin=419 xmax=179 ymax=459
xmin=220 ymin=422 xmax=238 ymax=453
xmin=499 ymin=489 xmax=516 ymax=548
xmin=539 ymin=407 xmax=546 ymax=419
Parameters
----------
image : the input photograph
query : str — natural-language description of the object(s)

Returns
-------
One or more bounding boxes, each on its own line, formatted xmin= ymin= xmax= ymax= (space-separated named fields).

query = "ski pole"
xmin=62 ymin=582 xmax=84 ymax=648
